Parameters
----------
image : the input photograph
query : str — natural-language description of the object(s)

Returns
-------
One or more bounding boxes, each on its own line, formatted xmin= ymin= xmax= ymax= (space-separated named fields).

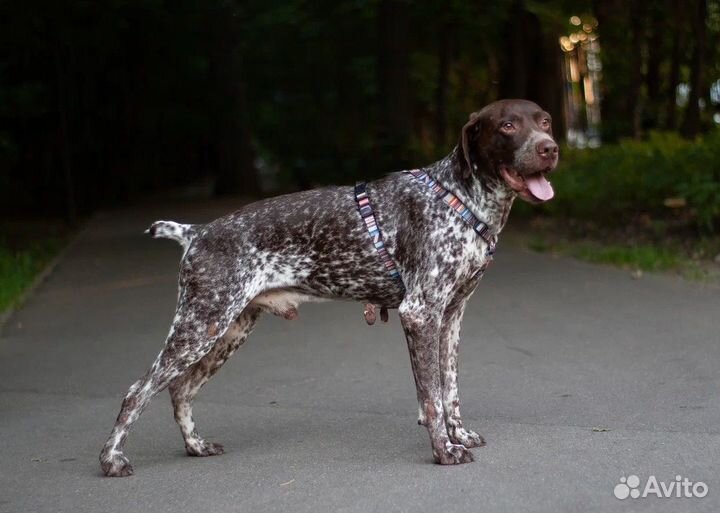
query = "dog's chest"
xmin=421 ymin=214 xmax=493 ymax=284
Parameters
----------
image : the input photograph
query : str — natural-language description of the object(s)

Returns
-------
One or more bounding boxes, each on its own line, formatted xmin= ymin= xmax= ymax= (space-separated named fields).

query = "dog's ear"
xmin=459 ymin=112 xmax=482 ymax=179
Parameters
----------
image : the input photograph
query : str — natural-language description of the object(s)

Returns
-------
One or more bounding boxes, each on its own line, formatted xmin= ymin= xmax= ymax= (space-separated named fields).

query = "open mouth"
xmin=500 ymin=165 xmax=555 ymax=202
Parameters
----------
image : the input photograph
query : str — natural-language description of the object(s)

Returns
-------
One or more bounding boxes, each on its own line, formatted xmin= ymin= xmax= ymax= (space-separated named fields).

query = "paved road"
xmin=1 ymin=199 xmax=719 ymax=513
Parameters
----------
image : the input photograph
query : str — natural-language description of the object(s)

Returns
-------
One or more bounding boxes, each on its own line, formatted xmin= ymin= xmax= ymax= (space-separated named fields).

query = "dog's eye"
xmin=501 ymin=122 xmax=515 ymax=132
xmin=541 ymin=118 xmax=551 ymax=128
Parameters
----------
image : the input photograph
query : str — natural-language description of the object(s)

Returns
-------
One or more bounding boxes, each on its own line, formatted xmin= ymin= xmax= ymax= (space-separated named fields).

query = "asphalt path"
xmin=1 ymin=198 xmax=718 ymax=513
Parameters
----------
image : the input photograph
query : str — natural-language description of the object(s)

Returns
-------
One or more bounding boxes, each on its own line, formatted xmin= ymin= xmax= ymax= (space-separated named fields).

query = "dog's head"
xmin=459 ymin=99 xmax=559 ymax=203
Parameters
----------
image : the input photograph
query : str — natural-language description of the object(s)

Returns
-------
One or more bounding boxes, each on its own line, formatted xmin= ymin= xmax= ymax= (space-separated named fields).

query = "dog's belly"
xmin=248 ymin=284 xmax=401 ymax=321
xmin=249 ymin=289 xmax=330 ymax=319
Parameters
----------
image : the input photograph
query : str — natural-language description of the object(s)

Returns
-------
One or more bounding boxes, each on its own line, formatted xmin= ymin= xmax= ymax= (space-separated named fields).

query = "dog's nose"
xmin=536 ymin=140 xmax=559 ymax=159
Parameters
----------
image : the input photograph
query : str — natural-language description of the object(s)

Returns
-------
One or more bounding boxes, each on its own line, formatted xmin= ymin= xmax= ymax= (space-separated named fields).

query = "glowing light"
xmin=559 ymin=36 xmax=574 ymax=52
xmin=676 ymin=83 xmax=690 ymax=107
xmin=569 ymin=59 xmax=579 ymax=83
xmin=710 ymin=79 xmax=720 ymax=104
xmin=560 ymin=16 xmax=602 ymax=148
xmin=584 ymin=76 xmax=595 ymax=104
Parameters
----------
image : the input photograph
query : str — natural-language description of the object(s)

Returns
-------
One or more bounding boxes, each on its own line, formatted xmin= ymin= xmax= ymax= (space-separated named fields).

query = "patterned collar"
xmin=404 ymin=169 xmax=496 ymax=256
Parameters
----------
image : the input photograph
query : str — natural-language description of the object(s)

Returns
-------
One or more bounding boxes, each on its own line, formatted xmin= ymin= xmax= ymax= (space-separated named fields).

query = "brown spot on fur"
xmin=283 ymin=308 xmax=299 ymax=320
xmin=123 ymin=397 xmax=137 ymax=410
xmin=425 ymin=404 xmax=438 ymax=422
xmin=207 ymin=323 xmax=218 ymax=337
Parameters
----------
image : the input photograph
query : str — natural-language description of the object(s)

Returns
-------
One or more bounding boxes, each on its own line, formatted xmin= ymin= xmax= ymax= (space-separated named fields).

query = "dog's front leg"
xmin=440 ymin=299 xmax=486 ymax=449
xmin=399 ymin=295 xmax=473 ymax=465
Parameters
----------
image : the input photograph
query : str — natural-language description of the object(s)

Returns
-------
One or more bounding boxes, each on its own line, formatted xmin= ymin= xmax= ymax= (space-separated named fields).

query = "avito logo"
xmin=614 ymin=475 xmax=708 ymax=500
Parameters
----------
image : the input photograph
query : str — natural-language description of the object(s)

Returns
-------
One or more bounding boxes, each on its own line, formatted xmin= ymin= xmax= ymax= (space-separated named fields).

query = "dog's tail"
xmin=145 ymin=220 xmax=198 ymax=251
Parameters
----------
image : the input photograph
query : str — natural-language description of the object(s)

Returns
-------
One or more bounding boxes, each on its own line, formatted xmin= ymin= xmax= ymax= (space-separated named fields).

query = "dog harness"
xmin=404 ymin=169 xmax=496 ymax=257
xmin=354 ymin=182 xmax=404 ymax=287
xmin=354 ymin=171 xmax=496 ymax=290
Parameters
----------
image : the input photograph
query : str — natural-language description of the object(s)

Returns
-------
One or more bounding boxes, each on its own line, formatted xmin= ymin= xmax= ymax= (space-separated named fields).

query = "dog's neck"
xmin=427 ymin=147 xmax=516 ymax=237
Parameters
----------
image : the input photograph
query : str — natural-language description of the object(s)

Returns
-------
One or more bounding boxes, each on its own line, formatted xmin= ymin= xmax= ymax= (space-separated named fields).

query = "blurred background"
xmin=1 ymin=0 xmax=719 ymax=312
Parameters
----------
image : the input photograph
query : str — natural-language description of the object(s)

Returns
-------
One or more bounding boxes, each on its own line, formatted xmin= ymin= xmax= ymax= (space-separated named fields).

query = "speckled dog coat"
xmin=100 ymin=99 xmax=559 ymax=476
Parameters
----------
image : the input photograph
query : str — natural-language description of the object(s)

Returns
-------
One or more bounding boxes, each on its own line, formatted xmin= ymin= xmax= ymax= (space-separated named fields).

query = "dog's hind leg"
xmin=99 ymin=282 xmax=259 ymax=477
xmin=169 ymin=306 xmax=261 ymax=456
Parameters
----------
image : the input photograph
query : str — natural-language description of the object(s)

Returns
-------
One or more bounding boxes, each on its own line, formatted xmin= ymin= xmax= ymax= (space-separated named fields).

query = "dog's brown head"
xmin=459 ymin=99 xmax=559 ymax=203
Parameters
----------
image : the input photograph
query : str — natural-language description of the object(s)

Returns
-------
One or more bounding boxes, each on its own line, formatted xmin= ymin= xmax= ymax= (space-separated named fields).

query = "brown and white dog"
xmin=100 ymin=99 xmax=558 ymax=476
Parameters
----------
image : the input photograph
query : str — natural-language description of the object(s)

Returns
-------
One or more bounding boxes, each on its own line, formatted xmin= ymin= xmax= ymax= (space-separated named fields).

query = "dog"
xmin=100 ymin=99 xmax=559 ymax=477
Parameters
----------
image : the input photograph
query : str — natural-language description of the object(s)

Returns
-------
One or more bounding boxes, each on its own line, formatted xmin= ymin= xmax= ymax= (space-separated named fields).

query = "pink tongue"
xmin=525 ymin=173 xmax=554 ymax=201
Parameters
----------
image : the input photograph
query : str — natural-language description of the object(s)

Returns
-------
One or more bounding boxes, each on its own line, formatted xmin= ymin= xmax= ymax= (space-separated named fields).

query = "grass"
xmin=527 ymin=237 xmax=718 ymax=281
xmin=530 ymin=241 xmax=683 ymax=271
xmin=0 ymin=239 xmax=63 ymax=313
xmin=559 ymin=242 xmax=681 ymax=271
xmin=519 ymin=214 xmax=720 ymax=282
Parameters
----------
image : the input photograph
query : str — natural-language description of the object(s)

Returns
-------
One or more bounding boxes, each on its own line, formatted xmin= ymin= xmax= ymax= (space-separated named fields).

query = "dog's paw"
xmin=448 ymin=426 xmax=486 ymax=449
xmin=433 ymin=442 xmax=475 ymax=465
xmin=186 ymin=440 xmax=225 ymax=457
xmin=100 ymin=452 xmax=134 ymax=477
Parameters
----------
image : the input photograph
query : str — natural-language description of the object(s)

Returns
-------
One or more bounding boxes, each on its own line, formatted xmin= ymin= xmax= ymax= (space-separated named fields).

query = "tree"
xmin=665 ymin=0 xmax=684 ymax=130
xmin=682 ymin=0 xmax=708 ymax=138
xmin=376 ymin=0 xmax=412 ymax=170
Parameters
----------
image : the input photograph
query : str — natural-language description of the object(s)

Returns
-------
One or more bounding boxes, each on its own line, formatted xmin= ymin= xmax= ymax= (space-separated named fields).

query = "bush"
xmin=531 ymin=131 xmax=720 ymax=233
xmin=0 ymin=239 xmax=61 ymax=312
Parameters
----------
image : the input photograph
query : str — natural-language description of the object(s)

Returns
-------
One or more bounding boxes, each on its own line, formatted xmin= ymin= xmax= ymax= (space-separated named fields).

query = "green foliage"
xmin=0 ymin=0 xmax=243 ymax=215
xmin=2 ymin=0 xmax=718 ymax=222
xmin=0 ymin=239 xmax=62 ymax=313
xmin=527 ymin=233 xmax=719 ymax=280
xmin=242 ymin=1 xmax=516 ymax=184
xmin=568 ymin=243 xmax=682 ymax=271
xmin=532 ymin=132 xmax=720 ymax=233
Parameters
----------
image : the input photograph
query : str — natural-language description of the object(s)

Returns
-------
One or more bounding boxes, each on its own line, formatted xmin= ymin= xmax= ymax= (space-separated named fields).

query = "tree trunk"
xmin=665 ymin=0 xmax=683 ymax=130
xmin=212 ymin=11 xmax=260 ymax=197
xmin=376 ymin=0 xmax=412 ymax=169
xmin=643 ymin=1 xmax=664 ymax=129
xmin=499 ymin=1 xmax=563 ymax=125
xmin=434 ymin=24 xmax=452 ymax=149
xmin=215 ymin=71 xmax=260 ymax=197
xmin=54 ymin=43 xmax=77 ymax=225
xmin=214 ymin=70 xmax=260 ymax=197
xmin=594 ymin=0 xmax=633 ymax=140
xmin=536 ymin=28 xmax=565 ymax=141
xmin=501 ymin=0 xmax=529 ymax=99
xmin=629 ymin=0 xmax=645 ymax=138
xmin=682 ymin=0 xmax=707 ymax=138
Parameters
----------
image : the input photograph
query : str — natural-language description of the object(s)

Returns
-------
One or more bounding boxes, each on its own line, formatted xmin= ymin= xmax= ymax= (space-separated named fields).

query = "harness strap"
xmin=354 ymin=182 xmax=405 ymax=289
xmin=404 ymin=169 xmax=496 ymax=257
xmin=354 ymin=170 xmax=496 ymax=290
